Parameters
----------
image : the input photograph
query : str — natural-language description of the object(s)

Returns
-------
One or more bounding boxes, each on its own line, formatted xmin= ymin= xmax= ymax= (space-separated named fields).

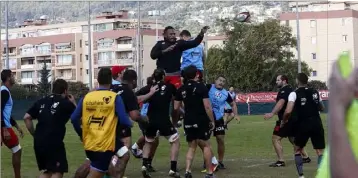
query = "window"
xmin=312 ymin=53 xmax=316 ymax=59
xmin=85 ymin=41 xmax=88 ymax=46
xmin=20 ymin=44 xmax=35 ymax=55
xmin=21 ymin=71 xmax=34 ymax=78
xmin=311 ymin=37 xmax=317 ymax=44
xmin=342 ymin=18 xmax=347 ymax=26
xmin=97 ymin=38 xmax=114 ymax=49
xmin=55 ymin=43 xmax=72 ymax=50
xmin=80 ymin=54 xmax=82 ymax=62
xmin=98 ymin=52 xmax=113 ymax=61
xmin=85 ymin=55 xmax=88 ymax=60
xmin=80 ymin=68 xmax=83 ymax=76
xmin=57 ymin=55 xmax=72 ymax=65
xmin=80 ymin=40 xmax=82 ymax=48
xmin=86 ymin=69 xmax=89 ymax=74
xmin=310 ymin=20 xmax=316 ymax=28
xmin=312 ymin=70 xmax=317 ymax=77
xmin=36 ymin=43 xmax=51 ymax=54
xmin=342 ymin=35 xmax=348 ymax=43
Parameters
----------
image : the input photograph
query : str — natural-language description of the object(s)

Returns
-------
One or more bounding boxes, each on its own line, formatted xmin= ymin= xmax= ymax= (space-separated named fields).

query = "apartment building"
xmin=280 ymin=1 xmax=358 ymax=82
xmin=0 ymin=11 xmax=164 ymax=88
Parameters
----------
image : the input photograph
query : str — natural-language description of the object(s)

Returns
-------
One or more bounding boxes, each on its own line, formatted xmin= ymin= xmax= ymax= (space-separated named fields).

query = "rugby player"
xmin=1 ymin=69 xmax=22 ymax=178
xmin=132 ymin=77 xmax=161 ymax=173
xmin=329 ymin=61 xmax=358 ymax=177
xmin=150 ymin=26 xmax=209 ymax=88
xmin=264 ymin=75 xmax=310 ymax=167
xmin=206 ymin=76 xmax=240 ymax=169
xmin=24 ymin=79 xmax=77 ymax=178
xmin=71 ymin=68 xmax=132 ymax=178
xmin=223 ymin=87 xmax=237 ymax=127
xmin=174 ymin=65 xmax=216 ymax=178
xmin=179 ymin=30 xmax=205 ymax=82
xmin=283 ymin=73 xmax=325 ymax=178
xmin=136 ymin=69 xmax=180 ymax=178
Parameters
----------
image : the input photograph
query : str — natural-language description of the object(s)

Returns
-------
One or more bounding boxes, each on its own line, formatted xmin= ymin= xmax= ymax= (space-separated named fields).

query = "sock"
xmin=148 ymin=158 xmax=153 ymax=166
xmin=143 ymin=158 xmax=150 ymax=167
xmin=170 ymin=161 xmax=177 ymax=172
xmin=294 ymin=154 xmax=304 ymax=176
xmin=132 ymin=143 xmax=138 ymax=149
xmin=212 ymin=156 xmax=218 ymax=164
xmin=207 ymin=173 xmax=213 ymax=176
xmin=317 ymin=155 xmax=323 ymax=167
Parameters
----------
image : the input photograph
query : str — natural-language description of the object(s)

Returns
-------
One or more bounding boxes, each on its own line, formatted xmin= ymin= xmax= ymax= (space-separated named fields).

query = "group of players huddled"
xmin=1 ymin=25 xmax=325 ymax=178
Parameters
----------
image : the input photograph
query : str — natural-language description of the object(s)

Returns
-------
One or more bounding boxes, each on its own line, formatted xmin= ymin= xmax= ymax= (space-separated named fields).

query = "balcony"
xmin=97 ymin=58 xmax=134 ymax=67
xmin=56 ymin=75 xmax=75 ymax=80
xmin=21 ymin=64 xmax=35 ymax=69
xmin=35 ymin=49 xmax=52 ymax=56
xmin=116 ymin=44 xmax=133 ymax=51
xmin=37 ymin=63 xmax=52 ymax=69
xmin=55 ymin=43 xmax=73 ymax=52
xmin=21 ymin=78 xmax=34 ymax=84
xmin=2 ymin=51 xmax=16 ymax=57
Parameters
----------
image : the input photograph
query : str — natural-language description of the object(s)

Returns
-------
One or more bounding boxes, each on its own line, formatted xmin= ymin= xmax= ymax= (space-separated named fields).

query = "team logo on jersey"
xmin=215 ymin=91 xmax=222 ymax=98
xmin=87 ymin=116 xmax=107 ymax=127
xmin=161 ymin=85 xmax=166 ymax=91
xmin=181 ymin=91 xmax=186 ymax=98
xmin=312 ymin=93 xmax=318 ymax=100
xmin=50 ymin=102 xmax=60 ymax=114
xmin=103 ymin=96 xmax=112 ymax=104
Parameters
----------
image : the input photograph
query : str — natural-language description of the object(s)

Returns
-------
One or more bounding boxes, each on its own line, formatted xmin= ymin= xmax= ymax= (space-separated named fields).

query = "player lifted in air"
xmin=136 ymin=69 xmax=181 ymax=178
xmin=71 ymin=68 xmax=131 ymax=178
xmin=206 ymin=76 xmax=240 ymax=169
xmin=150 ymin=26 xmax=209 ymax=88
xmin=283 ymin=73 xmax=325 ymax=178
xmin=174 ymin=65 xmax=216 ymax=178
xmin=264 ymin=75 xmax=310 ymax=167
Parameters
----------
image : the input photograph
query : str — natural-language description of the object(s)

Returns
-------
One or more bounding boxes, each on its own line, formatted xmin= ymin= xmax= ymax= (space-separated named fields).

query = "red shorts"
xmin=1 ymin=128 xmax=20 ymax=150
xmin=165 ymin=75 xmax=182 ymax=89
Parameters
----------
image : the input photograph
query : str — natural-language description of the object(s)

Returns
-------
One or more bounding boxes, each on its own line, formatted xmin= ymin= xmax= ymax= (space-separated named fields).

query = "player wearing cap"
xmin=150 ymin=26 xmax=209 ymax=89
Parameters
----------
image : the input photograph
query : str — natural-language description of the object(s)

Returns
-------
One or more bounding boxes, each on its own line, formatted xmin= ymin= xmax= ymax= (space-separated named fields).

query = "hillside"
xmin=1 ymin=1 xmax=288 ymax=34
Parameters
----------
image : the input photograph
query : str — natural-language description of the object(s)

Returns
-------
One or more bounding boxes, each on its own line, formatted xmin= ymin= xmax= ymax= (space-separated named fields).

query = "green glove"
xmin=316 ymin=52 xmax=358 ymax=178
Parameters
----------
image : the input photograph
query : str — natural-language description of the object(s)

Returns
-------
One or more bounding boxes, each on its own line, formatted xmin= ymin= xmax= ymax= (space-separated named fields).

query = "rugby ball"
xmin=236 ymin=11 xmax=251 ymax=22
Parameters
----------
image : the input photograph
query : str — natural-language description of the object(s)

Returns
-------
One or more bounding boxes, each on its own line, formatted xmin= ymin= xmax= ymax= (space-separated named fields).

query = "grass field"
xmin=1 ymin=115 xmax=327 ymax=178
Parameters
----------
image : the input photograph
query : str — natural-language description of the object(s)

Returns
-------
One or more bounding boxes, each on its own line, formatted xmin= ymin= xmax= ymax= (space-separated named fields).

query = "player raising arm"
xmin=150 ymin=26 xmax=209 ymax=89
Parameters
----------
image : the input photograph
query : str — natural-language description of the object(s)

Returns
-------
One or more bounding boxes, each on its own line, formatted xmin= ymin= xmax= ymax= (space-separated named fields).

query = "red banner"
xmin=236 ymin=90 xmax=329 ymax=103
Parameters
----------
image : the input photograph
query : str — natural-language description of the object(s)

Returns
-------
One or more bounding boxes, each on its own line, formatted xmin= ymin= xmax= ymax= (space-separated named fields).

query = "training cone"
xmin=316 ymin=52 xmax=358 ymax=178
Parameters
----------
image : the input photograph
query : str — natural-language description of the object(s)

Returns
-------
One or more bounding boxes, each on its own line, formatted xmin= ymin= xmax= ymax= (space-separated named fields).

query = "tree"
xmin=67 ymin=82 xmax=89 ymax=99
xmin=308 ymin=80 xmax=328 ymax=90
xmin=205 ymin=19 xmax=312 ymax=92
xmin=37 ymin=61 xmax=51 ymax=96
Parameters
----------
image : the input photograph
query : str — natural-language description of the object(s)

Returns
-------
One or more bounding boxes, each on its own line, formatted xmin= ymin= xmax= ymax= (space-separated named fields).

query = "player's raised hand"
xmin=201 ymin=26 xmax=210 ymax=34
xmin=329 ymin=60 xmax=358 ymax=108
xmin=264 ymin=113 xmax=274 ymax=120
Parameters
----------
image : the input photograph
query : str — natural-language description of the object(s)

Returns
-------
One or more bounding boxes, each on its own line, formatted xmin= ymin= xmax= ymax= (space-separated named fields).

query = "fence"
xmin=11 ymin=99 xmax=329 ymax=120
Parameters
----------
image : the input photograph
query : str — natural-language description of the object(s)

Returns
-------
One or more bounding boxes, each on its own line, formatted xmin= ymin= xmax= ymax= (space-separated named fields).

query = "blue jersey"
xmin=181 ymin=41 xmax=204 ymax=71
xmin=1 ymin=86 xmax=13 ymax=128
xmin=141 ymin=103 xmax=149 ymax=116
xmin=208 ymin=84 xmax=232 ymax=120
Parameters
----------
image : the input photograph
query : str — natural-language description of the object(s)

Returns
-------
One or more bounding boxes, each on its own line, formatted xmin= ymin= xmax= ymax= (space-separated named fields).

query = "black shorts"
xmin=184 ymin=121 xmax=210 ymax=142
xmin=118 ymin=125 xmax=132 ymax=138
xmin=272 ymin=120 xmax=295 ymax=138
xmin=145 ymin=118 xmax=177 ymax=138
xmin=294 ymin=117 xmax=325 ymax=149
xmin=85 ymin=139 xmax=126 ymax=172
xmin=224 ymin=109 xmax=233 ymax=113
xmin=34 ymin=143 xmax=68 ymax=173
xmin=213 ymin=118 xmax=225 ymax=136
